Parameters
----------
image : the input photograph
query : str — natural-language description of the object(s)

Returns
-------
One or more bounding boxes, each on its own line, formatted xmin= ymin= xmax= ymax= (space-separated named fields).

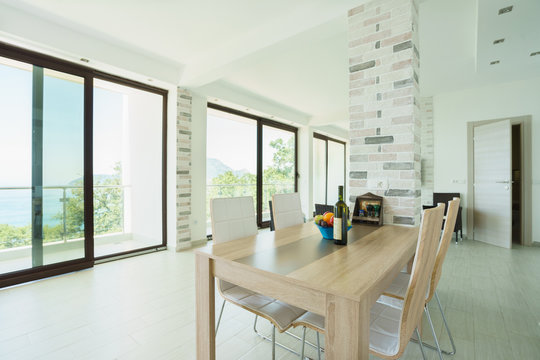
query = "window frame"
xmin=313 ymin=132 xmax=346 ymax=205
xmin=207 ymin=103 xmax=298 ymax=228
xmin=0 ymin=41 xmax=168 ymax=288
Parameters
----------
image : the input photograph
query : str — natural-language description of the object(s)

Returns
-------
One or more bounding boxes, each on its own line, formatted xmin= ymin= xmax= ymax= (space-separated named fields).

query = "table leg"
xmin=325 ymin=294 xmax=369 ymax=360
xmin=196 ymin=254 xmax=215 ymax=360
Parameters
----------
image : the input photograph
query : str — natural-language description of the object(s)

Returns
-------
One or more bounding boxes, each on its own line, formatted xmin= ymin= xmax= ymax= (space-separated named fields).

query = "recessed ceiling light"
xmin=498 ymin=5 xmax=513 ymax=15
xmin=147 ymin=78 xmax=153 ymax=82
xmin=270 ymin=116 xmax=275 ymax=119
xmin=245 ymin=108 xmax=250 ymax=111
xmin=493 ymin=38 xmax=505 ymax=44
xmin=530 ymin=51 xmax=540 ymax=56
xmin=80 ymin=58 xmax=89 ymax=63
xmin=214 ymin=98 xmax=219 ymax=102
xmin=490 ymin=60 xmax=500 ymax=65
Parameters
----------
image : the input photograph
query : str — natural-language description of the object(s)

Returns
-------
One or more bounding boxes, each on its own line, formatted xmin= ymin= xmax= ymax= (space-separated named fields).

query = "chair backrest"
xmin=314 ymin=203 xmax=334 ymax=216
xmin=210 ymin=196 xmax=258 ymax=244
xmin=427 ymin=197 xmax=460 ymax=302
xmin=268 ymin=200 xmax=275 ymax=231
xmin=396 ymin=203 xmax=445 ymax=358
xmin=271 ymin=193 xmax=304 ymax=230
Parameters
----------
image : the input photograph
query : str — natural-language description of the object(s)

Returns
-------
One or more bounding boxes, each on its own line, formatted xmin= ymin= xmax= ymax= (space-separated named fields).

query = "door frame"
xmin=467 ymin=115 xmax=532 ymax=246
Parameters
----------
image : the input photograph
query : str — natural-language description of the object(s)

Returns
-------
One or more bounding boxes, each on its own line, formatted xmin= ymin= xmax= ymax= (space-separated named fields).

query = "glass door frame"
xmin=0 ymin=41 xmax=168 ymax=288
xmin=313 ymin=132 xmax=346 ymax=205
xmin=207 ymin=103 xmax=298 ymax=228
xmin=92 ymin=72 xmax=168 ymax=262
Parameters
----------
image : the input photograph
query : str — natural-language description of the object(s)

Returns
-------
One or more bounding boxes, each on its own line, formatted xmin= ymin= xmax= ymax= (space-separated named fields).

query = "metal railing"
xmin=0 ymin=185 xmax=125 ymax=247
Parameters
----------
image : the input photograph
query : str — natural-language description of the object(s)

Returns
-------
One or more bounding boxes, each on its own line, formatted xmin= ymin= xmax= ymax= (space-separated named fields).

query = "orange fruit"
xmin=322 ymin=212 xmax=334 ymax=223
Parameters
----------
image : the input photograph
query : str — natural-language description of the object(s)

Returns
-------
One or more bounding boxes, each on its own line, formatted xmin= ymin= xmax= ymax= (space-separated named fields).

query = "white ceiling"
xmin=1 ymin=0 xmax=539 ymax=131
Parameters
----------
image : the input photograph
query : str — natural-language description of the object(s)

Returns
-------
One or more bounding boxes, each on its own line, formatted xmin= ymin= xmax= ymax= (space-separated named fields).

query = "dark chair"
xmin=423 ymin=193 xmax=463 ymax=243
xmin=314 ymin=204 xmax=334 ymax=216
xmin=268 ymin=200 xmax=275 ymax=231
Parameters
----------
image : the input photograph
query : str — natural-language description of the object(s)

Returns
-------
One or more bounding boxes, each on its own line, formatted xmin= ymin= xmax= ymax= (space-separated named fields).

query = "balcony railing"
xmin=0 ymin=185 xmax=125 ymax=249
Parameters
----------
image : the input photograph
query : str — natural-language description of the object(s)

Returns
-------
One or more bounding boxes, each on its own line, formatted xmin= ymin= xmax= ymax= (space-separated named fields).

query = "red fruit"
xmin=328 ymin=215 xmax=334 ymax=226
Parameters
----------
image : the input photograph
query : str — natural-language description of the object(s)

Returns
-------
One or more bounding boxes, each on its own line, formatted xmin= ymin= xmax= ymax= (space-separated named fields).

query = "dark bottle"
xmin=333 ymin=186 xmax=349 ymax=245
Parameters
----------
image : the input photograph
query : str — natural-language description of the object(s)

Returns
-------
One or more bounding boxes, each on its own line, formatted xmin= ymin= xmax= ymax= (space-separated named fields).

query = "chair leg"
xmin=253 ymin=315 xmax=305 ymax=356
xmin=272 ymin=325 xmax=276 ymax=360
xmin=316 ymin=331 xmax=321 ymax=360
xmin=300 ymin=326 xmax=306 ymax=359
xmin=215 ymin=300 xmax=226 ymax=336
xmin=436 ymin=290 xmax=457 ymax=355
xmin=415 ymin=328 xmax=428 ymax=360
xmin=424 ymin=305 xmax=443 ymax=360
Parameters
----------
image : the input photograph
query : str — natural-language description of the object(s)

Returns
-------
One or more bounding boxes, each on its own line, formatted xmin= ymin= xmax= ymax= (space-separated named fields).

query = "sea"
xmin=0 ymin=189 xmax=66 ymax=227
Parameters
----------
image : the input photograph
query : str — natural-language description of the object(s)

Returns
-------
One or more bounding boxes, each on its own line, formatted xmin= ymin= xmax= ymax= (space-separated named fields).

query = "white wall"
xmin=433 ymin=76 xmax=540 ymax=243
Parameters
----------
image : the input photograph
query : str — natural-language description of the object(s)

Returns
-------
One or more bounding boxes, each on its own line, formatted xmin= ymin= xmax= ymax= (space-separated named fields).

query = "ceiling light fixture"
xmin=493 ymin=38 xmax=505 ymax=44
xmin=490 ymin=60 xmax=500 ymax=65
xmin=80 ymin=58 xmax=89 ymax=63
xmin=498 ymin=5 xmax=513 ymax=15
xmin=530 ymin=51 xmax=540 ymax=56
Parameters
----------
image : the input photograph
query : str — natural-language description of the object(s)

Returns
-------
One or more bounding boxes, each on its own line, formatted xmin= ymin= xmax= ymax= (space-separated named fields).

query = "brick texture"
xmin=420 ymin=97 xmax=434 ymax=205
xmin=348 ymin=0 xmax=421 ymax=226
xmin=176 ymin=88 xmax=192 ymax=250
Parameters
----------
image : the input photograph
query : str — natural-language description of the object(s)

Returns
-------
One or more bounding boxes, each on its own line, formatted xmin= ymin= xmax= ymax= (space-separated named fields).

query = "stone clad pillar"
xmin=348 ymin=0 xmax=421 ymax=226
xmin=177 ymin=88 xmax=192 ymax=249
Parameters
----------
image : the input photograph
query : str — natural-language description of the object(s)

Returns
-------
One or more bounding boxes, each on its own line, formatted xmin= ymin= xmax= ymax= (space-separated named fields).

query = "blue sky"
xmin=0 ymin=61 xmax=123 ymax=187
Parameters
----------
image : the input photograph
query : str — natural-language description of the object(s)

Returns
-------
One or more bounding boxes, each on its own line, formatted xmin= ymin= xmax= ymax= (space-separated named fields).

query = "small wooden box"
xmin=352 ymin=192 xmax=383 ymax=226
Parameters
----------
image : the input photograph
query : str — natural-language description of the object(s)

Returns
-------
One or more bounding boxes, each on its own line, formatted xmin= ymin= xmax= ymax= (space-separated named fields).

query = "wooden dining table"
xmin=195 ymin=222 xmax=419 ymax=360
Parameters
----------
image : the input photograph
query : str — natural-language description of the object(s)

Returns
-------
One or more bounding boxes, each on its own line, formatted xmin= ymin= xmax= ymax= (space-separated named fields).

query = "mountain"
xmin=207 ymin=158 xmax=232 ymax=181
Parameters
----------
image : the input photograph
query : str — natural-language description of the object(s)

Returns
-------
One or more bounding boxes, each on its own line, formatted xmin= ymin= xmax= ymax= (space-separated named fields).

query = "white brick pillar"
xmin=348 ymin=0 xmax=421 ymax=226
xmin=420 ymin=97 xmax=434 ymax=205
xmin=176 ymin=88 xmax=192 ymax=250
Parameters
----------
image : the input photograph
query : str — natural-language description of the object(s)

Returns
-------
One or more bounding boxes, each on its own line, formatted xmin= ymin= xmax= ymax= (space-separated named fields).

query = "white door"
xmin=473 ymin=120 xmax=512 ymax=248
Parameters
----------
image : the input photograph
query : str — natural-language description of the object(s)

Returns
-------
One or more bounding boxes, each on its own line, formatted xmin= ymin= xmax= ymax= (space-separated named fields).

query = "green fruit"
xmin=314 ymin=215 xmax=324 ymax=224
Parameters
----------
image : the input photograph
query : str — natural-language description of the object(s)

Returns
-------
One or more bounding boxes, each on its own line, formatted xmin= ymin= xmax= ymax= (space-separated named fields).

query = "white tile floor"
xmin=0 ymin=239 xmax=539 ymax=360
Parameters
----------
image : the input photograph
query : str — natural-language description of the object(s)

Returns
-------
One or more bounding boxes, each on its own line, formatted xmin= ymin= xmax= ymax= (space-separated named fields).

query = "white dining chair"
xmin=292 ymin=203 xmax=446 ymax=360
xmin=210 ymin=196 xmax=306 ymax=359
xmin=381 ymin=197 xmax=461 ymax=358
xmin=271 ymin=192 xmax=304 ymax=230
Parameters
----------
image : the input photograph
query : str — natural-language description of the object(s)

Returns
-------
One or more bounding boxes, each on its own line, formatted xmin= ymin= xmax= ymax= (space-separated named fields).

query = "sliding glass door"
xmin=0 ymin=55 xmax=88 ymax=278
xmin=93 ymin=78 xmax=166 ymax=258
xmin=0 ymin=43 xmax=167 ymax=287
xmin=313 ymin=133 xmax=346 ymax=205
xmin=206 ymin=104 xmax=297 ymax=230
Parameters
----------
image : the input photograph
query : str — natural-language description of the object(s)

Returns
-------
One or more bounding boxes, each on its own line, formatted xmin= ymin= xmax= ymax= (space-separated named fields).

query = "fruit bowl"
xmin=316 ymin=224 xmax=352 ymax=240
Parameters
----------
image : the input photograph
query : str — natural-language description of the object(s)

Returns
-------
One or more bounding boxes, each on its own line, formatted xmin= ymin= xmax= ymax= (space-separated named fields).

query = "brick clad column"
xmin=420 ymin=97 xmax=434 ymax=205
xmin=348 ymin=0 xmax=421 ymax=226
xmin=176 ymin=88 xmax=192 ymax=250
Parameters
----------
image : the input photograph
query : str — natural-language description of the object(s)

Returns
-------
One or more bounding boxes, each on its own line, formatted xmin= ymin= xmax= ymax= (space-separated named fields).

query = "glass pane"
xmin=93 ymin=79 xmax=163 ymax=257
xmin=0 ymin=57 xmax=85 ymax=273
xmin=313 ymin=138 xmax=327 ymax=205
xmin=0 ymin=57 xmax=32 ymax=273
xmin=327 ymin=141 xmax=345 ymax=205
xmin=206 ymin=108 xmax=257 ymax=233
xmin=262 ymin=126 xmax=295 ymax=222
xmin=42 ymin=69 xmax=85 ymax=265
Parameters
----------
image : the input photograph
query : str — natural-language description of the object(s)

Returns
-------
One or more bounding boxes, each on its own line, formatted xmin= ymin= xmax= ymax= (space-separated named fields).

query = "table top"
xmin=195 ymin=223 xmax=419 ymax=303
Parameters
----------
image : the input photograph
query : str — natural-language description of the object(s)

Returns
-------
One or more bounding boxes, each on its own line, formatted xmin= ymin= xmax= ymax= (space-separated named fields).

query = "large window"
xmin=206 ymin=104 xmax=297 ymax=231
xmin=313 ymin=133 xmax=346 ymax=205
xmin=0 ymin=43 xmax=167 ymax=287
